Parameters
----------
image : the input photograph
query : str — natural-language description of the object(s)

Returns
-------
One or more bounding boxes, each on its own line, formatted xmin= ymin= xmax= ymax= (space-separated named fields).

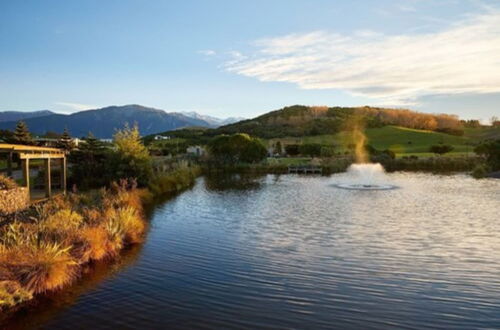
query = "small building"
xmin=186 ymin=145 xmax=206 ymax=157
xmin=34 ymin=138 xmax=59 ymax=147
xmin=35 ymin=137 xmax=82 ymax=148
xmin=154 ymin=135 xmax=171 ymax=140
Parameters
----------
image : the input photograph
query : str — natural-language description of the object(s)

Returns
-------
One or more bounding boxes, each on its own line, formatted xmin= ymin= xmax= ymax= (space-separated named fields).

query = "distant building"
xmin=34 ymin=137 xmax=59 ymax=147
xmin=154 ymin=135 xmax=170 ymax=140
xmin=99 ymin=138 xmax=113 ymax=143
xmin=35 ymin=137 xmax=82 ymax=148
xmin=186 ymin=145 xmax=206 ymax=157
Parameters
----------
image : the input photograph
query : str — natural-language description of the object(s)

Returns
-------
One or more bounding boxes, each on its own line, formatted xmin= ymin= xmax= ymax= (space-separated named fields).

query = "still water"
xmin=6 ymin=173 xmax=500 ymax=329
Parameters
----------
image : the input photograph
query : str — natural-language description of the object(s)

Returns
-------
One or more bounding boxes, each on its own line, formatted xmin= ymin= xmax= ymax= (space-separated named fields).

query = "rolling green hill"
xmin=268 ymin=126 xmax=499 ymax=157
xmin=146 ymin=105 xmax=499 ymax=158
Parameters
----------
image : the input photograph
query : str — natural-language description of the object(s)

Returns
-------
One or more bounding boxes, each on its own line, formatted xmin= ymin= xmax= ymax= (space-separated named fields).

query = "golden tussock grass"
xmin=0 ymin=280 xmax=32 ymax=310
xmin=0 ymin=243 xmax=77 ymax=294
xmin=0 ymin=179 xmax=151 ymax=311
xmin=78 ymin=226 xmax=110 ymax=261
xmin=42 ymin=209 xmax=84 ymax=233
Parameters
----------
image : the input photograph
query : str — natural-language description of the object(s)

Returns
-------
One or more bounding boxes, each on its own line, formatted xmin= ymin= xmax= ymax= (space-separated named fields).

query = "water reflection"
xmin=204 ymin=173 xmax=267 ymax=191
xmin=3 ymin=245 xmax=143 ymax=330
xmin=4 ymin=173 xmax=500 ymax=329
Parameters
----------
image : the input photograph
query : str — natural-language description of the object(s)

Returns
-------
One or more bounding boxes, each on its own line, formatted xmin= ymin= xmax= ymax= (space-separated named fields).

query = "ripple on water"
xmin=6 ymin=173 xmax=500 ymax=330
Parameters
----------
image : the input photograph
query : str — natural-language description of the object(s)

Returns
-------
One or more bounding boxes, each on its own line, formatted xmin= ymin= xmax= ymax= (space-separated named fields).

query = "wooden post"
xmin=60 ymin=157 xmax=67 ymax=195
xmin=22 ymin=158 xmax=30 ymax=200
xmin=7 ymin=152 xmax=13 ymax=177
xmin=44 ymin=158 xmax=51 ymax=198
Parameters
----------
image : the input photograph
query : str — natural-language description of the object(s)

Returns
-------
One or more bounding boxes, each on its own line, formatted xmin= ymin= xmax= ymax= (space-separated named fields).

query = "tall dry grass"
xmin=0 ymin=178 xmax=150 ymax=311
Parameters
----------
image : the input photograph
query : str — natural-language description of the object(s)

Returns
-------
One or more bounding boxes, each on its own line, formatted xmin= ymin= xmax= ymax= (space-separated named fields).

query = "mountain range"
xmin=0 ymin=110 xmax=55 ymax=123
xmin=181 ymin=111 xmax=245 ymax=127
xmin=0 ymin=105 xmax=243 ymax=138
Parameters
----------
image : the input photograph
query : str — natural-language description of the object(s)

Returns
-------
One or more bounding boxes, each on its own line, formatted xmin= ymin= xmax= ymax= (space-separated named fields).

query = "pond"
xmin=5 ymin=172 xmax=500 ymax=329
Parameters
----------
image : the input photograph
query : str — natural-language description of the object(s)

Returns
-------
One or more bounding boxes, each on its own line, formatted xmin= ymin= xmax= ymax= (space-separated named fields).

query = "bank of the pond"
xmin=202 ymin=156 xmax=481 ymax=175
xmin=8 ymin=173 xmax=498 ymax=329
xmin=0 ymin=166 xmax=201 ymax=318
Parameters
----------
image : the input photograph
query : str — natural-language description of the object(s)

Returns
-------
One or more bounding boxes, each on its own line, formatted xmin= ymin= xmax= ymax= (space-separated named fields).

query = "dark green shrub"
xmin=207 ymin=134 xmax=267 ymax=164
xmin=285 ymin=144 xmax=300 ymax=156
xmin=429 ymin=144 xmax=454 ymax=156
xmin=299 ymin=143 xmax=322 ymax=157
xmin=471 ymin=164 xmax=491 ymax=179
xmin=474 ymin=139 xmax=500 ymax=170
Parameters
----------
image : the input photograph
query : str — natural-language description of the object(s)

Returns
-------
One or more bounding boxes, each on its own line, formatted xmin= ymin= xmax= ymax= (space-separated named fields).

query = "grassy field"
xmin=268 ymin=126 xmax=499 ymax=158
xmin=266 ymin=157 xmax=312 ymax=166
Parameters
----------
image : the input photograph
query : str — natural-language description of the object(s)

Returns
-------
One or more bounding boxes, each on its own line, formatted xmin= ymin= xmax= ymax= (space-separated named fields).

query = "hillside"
xmin=0 ymin=105 xmax=212 ymax=138
xmin=210 ymin=105 xmax=462 ymax=139
xmin=0 ymin=110 xmax=54 ymax=122
xmin=147 ymin=105 xmax=498 ymax=158
xmin=268 ymin=126 xmax=467 ymax=156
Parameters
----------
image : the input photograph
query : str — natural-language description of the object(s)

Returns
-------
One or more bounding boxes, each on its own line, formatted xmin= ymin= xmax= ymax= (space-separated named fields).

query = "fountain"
xmin=334 ymin=122 xmax=397 ymax=190
xmin=335 ymin=163 xmax=397 ymax=190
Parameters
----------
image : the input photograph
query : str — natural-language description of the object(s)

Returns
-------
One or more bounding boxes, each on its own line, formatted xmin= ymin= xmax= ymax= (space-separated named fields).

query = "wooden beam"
xmin=7 ymin=152 xmax=12 ymax=176
xmin=0 ymin=143 xmax=63 ymax=153
xmin=19 ymin=153 xmax=64 ymax=160
xmin=60 ymin=157 xmax=67 ymax=195
xmin=44 ymin=158 xmax=51 ymax=198
xmin=22 ymin=158 xmax=30 ymax=200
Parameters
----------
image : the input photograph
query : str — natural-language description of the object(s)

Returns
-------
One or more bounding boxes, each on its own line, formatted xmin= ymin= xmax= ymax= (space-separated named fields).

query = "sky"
xmin=1 ymin=0 xmax=499 ymax=121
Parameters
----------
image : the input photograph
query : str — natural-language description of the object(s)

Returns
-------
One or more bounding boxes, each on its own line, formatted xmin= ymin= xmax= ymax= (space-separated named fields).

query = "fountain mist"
xmin=352 ymin=124 xmax=368 ymax=164
xmin=334 ymin=120 xmax=397 ymax=190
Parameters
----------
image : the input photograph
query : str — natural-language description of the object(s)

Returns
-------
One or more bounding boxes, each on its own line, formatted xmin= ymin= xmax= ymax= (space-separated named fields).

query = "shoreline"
xmin=0 ymin=166 xmax=201 ymax=320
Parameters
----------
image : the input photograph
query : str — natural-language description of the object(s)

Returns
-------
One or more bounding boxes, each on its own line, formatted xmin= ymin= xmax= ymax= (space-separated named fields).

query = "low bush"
xmin=471 ymin=164 xmax=491 ymax=179
xmin=149 ymin=166 xmax=201 ymax=197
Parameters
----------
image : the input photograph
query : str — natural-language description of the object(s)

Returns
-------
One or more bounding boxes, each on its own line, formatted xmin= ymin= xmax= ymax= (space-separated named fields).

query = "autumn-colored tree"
xmin=112 ymin=123 xmax=152 ymax=185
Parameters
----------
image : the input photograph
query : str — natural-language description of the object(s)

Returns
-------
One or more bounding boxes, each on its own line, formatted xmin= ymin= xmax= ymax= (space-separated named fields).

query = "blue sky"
xmin=1 ymin=0 xmax=499 ymax=121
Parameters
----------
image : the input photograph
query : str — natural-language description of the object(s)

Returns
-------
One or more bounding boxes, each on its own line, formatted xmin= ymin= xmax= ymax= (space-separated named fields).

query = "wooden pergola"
xmin=0 ymin=143 xmax=67 ymax=199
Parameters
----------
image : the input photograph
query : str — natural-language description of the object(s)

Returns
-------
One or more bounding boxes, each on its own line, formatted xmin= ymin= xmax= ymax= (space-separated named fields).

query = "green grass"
xmin=266 ymin=157 xmax=312 ymax=165
xmin=463 ymin=126 xmax=500 ymax=140
xmin=268 ymin=126 xmax=497 ymax=158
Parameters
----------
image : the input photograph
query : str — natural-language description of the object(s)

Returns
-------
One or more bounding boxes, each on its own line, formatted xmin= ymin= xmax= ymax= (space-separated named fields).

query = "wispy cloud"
xmin=225 ymin=11 xmax=500 ymax=106
xmin=198 ymin=49 xmax=216 ymax=56
xmin=54 ymin=102 xmax=97 ymax=113
xmin=396 ymin=4 xmax=417 ymax=12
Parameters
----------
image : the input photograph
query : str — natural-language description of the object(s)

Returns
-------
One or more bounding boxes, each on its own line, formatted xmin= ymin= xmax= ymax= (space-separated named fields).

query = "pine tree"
xmin=13 ymin=121 xmax=33 ymax=145
xmin=58 ymin=127 xmax=75 ymax=151
xmin=68 ymin=132 xmax=107 ymax=188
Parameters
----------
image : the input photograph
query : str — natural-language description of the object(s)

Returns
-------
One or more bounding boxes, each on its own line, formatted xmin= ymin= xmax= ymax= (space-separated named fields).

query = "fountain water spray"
xmin=335 ymin=122 xmax=397 ymax=190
